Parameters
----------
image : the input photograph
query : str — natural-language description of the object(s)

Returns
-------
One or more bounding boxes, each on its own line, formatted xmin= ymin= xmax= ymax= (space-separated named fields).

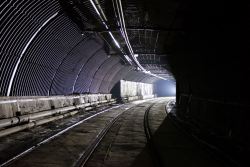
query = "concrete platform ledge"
xmin=0 ymin=94 xmax=115 ymax=137
xmin=121 ymin=94 xmax=156 ymax=102
xmin=0 ymin=94 xmax=112 ymax=119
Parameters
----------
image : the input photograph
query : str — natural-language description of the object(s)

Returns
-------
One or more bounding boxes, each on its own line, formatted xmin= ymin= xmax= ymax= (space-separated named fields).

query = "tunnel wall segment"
xmin=0 ymin=0 xmax=159 ymax=96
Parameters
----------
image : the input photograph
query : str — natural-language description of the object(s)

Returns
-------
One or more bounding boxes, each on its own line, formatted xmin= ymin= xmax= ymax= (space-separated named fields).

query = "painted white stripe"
xmin=7 ymin=12 xmax=59 ymax=96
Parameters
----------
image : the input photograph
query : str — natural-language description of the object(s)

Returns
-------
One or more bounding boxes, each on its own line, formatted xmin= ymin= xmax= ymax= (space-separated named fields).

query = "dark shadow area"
xmin=132 ymin=112 xmax=244 ymax=167
xmin=129 ymin=145 xmax=155 ymax=167
xmin=174 ymin=97 xmax=250 ymax=167
xmin=110 ymin=82 xmax=121 ymax=100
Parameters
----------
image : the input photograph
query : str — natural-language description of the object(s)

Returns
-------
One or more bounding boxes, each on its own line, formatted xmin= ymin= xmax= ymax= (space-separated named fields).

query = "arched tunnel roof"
xmin=2 ymin=0 xmax=248 ymax=100
xmin=0 ymin=0 xmax=174 ymax=96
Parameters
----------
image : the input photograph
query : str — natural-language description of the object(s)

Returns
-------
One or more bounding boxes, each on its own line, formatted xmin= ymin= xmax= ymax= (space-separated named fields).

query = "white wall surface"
xmin=120 ymin=80 xmax=153 ymax=97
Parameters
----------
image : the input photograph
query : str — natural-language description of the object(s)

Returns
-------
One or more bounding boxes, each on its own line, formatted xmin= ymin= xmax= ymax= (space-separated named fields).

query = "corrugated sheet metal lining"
xmin=0 ymin=0 xmax=159 ymax=96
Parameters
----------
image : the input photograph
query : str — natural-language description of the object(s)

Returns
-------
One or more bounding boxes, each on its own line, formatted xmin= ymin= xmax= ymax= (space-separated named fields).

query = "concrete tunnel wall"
xmin=0 ymin=0 xmax=160 ymax=96
xmin=157 ymin=1 xmax=250 ymax=163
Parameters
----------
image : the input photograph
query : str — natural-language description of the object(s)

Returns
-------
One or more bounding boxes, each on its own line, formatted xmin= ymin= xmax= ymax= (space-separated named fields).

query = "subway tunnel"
xmin=0 ymin=0 xmax=249 ymax=167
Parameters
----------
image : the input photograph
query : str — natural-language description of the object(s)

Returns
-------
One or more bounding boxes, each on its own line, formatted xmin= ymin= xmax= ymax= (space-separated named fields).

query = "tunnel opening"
xmin=110 ymin=78 xmax=176 ymax=103
xmin=154 ymin=80 xmax=176 ymax=97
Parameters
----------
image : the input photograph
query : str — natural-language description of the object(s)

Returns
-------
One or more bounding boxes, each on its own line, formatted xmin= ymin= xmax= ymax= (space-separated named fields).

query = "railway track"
xmin=0 ymin=98 xmax=172 ymax=167
xmin=144 ymin=103 xmax=155 ymax=140
xmin=0 ymin=104 xmax=123 ymax=167
xmin=80 ymin=99 xmax=171 ymax=167
xmin=144 ymin=103 xmax=162 ymax=167
xmin=75 ymin=101 xmax=158 ymax=167
xmin=74 ymin=107 xmax=125 ymax=167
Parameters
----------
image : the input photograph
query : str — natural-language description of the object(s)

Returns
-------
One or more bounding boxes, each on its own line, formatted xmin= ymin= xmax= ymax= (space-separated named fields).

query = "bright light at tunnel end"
xmin=156 ymin=80 xmax=176 ymax=97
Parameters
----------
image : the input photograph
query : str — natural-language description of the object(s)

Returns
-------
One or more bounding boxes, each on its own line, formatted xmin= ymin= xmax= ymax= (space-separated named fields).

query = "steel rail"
xmin=74 ymin=107 xmax=126 ymax=167
xmin=75 ymin=100 xmax=156 ymax=167
xmin=144 ymin=103 xmax=155 ymax=140
xmin=0 ymin=104 xmax=122 ymax=167
xmin=143 ymin=102 xmax=163 ymax=167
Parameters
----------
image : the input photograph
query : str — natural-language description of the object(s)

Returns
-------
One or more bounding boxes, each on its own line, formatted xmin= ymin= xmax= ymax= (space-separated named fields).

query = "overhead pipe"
xmin=89 ymin=0 xmax=167 ymax=80
xmin=114 ymin=0 xmax=147 ymax=69
xmin=0 ymin=100 xmax=116 ymax=138
xmin=115 ymin=0 xmax=167 ymax=80
xmin=0 ymin=110 xmax=81 ymax=138
xmin=0 ymin=99 xmax=115 ymax=130
xmin=89 ymin=0 xmax=132 ymax=64
xmin=0 ymin=104 xmax=89 ymax=129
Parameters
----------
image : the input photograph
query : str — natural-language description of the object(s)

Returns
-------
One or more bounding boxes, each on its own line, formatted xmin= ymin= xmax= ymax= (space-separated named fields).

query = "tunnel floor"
xmin=0 ymin=98 xmax=226 ymax=167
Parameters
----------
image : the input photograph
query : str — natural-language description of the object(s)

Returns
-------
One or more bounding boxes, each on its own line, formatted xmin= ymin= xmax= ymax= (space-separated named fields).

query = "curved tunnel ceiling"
xmin=0 ymin=0 xmax=175 ymax=96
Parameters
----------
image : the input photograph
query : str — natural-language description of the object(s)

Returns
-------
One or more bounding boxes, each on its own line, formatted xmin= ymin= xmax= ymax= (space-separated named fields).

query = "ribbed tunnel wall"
xmin=0 ymin=0 xmax=160 ymax=96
